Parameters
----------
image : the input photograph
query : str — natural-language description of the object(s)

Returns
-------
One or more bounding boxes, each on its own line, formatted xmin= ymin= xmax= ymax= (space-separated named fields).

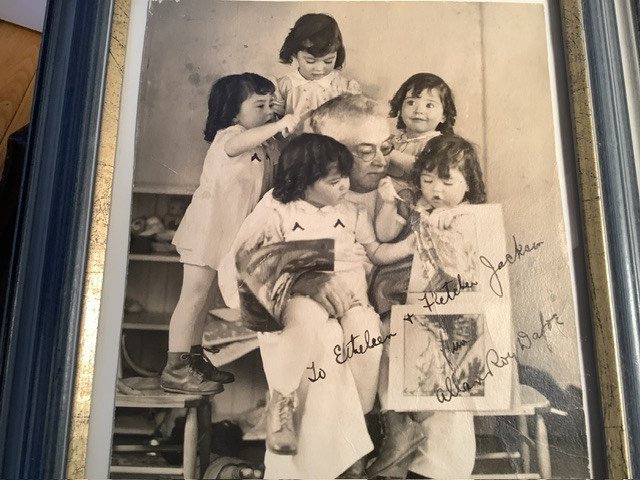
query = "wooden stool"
xmin=111 ymin=377 xmax=214 ymax=479
xmin=473 ymin=384 xmax=552 ymax=479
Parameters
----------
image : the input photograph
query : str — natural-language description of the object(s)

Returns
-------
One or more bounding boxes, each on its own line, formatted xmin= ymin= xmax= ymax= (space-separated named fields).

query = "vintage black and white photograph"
xmin=107 ymin=0 xmax=593 ymax=478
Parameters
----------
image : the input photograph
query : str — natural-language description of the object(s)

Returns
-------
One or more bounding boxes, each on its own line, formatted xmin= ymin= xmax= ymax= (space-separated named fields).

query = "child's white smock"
xmin=273 ymin=70 xmax=361 ymax=122
xmin=172 ymin=124 xmax=273 ymax=269
xmin=224 ymin=192 xmax=379 ymax=478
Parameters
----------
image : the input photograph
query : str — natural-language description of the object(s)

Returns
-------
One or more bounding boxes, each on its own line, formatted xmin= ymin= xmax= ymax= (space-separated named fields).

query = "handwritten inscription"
xmin=307 ymin=362 xmax=326 ymax=382
xmin=479 ymin=235 xmax=544 ymax=298
xmin=419 ymin=274 xmax=478 ymax=311
xmin=404 ymin=313 xmax=415 ymax=324
xmin=517 ymin=312 xmax=564 ymax=352
xmin=438 ymin=331 xmax=469 ymax=372
xmin=334 ymin=330 xmax=396 ymax=364
xmin=435 ymin=311 xmax=561 ymax=403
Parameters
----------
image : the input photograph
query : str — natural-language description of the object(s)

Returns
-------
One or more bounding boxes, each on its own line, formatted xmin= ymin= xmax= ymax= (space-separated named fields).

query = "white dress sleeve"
xmin=273 ymin=75 xmax=292 ymax=116
xmin=218 ymin=192 xmax=285 ymax=306
xmin=354 ymin=204 xmax=377 ymax=246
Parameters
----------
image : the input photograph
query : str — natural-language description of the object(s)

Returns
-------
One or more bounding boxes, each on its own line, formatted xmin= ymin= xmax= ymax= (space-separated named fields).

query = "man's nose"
xmin=371 ymin=148 xmax=389 ymax=167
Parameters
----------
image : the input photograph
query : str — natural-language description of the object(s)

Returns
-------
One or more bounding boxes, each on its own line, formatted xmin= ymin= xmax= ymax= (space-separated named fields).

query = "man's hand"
xmin=290 ymin=271 xmax=353 ymax=318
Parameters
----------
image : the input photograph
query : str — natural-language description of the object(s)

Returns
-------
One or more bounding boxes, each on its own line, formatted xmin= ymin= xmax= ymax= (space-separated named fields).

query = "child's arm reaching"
xmin=427 ymin=204 xmax=477 ymax=229
xmin=375 ymin=178 xmax=407 ymax=242
xmin=364 ymin=235 xmax=415 ymax=265
xmin=225 ymin=114 xmax=299 ymax=157
xmin=355 ymin=203 xmax=415 ymax=265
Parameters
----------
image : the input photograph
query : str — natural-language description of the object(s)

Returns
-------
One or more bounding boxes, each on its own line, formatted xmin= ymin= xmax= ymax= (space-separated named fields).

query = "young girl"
xmin=273 ymin=13 xmax=361 ymax=130
xmin=376 ymin=74 xmax=457 ymax=242
xmin=383 ymin=73 xmax=457 ymax=185
xmin=227 ymin=134 xmax=414 ymax=474
xmin=161 ymin=73 xmax=298 ymax=394
xmin=368 ymin=133 xmax=486 ymax=478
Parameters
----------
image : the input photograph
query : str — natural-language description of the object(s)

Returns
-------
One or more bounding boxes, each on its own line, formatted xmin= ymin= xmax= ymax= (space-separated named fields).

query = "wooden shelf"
xmin=122 ymin=312 xmax=171 ymax=331
xmin=132 ymin=183 xmax=197 ymax=195
xmin=113 ymin=411 xmax=157 ymax=436
xmin=129 ymin=253 xmax=180 ymax=263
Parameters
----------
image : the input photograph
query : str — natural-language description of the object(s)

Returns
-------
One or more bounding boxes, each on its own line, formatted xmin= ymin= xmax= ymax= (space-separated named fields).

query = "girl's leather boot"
xmin=160 ymin=352 xmax=224 ymax=395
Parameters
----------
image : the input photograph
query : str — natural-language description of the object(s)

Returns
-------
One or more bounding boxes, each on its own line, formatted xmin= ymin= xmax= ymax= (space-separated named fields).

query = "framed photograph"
xmin=388 ymin=304 xmax=515 ymax=411
xmin=2 ymin=0 xmax=639 ymax=479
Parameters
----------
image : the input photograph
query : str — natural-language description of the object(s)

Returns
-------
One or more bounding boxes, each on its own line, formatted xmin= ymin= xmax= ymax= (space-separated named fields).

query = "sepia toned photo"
xmin=106 ymin=1 xmax=593 ymax=478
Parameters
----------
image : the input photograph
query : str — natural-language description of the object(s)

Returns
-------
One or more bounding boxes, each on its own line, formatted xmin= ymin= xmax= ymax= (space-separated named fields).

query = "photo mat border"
xmin=11 ymin=0 xmax=623 ymax=478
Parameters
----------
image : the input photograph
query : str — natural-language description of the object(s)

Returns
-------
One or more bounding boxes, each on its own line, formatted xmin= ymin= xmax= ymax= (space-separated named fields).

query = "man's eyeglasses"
xmin=350 ymin=140 xmax=394 ymax=163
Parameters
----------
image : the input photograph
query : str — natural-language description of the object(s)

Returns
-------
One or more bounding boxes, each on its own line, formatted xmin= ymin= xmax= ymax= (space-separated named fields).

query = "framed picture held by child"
xmin=6 ymin=0 xmax=639 ymax=479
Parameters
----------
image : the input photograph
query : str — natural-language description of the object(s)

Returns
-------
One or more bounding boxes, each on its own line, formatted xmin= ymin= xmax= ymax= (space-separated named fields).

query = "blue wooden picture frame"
xmin=1 ymin=0 xmax=639 ymax=478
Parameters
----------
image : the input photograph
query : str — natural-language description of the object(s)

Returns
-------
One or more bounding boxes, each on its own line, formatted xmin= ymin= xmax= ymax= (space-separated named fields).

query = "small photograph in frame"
xmin=388 ymin=304 xmax=515 ymax=412
xmin=85 ymin=0 xmax=604 ymax=478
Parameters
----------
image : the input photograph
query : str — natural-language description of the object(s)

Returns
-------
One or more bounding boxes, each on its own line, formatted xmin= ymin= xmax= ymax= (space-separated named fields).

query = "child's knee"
xmin=343 ymin=304 xmax=382 ymax=336
xmin=282 ymin=296 xmax=330 ymax=330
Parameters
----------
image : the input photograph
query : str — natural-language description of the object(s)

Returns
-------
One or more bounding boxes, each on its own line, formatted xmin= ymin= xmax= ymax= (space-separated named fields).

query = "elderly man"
xmin=220 ymin=94 xmax=475 ymax=479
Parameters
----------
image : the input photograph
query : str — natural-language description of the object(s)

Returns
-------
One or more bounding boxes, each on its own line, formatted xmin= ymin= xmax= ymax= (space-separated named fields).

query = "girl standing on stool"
xmin=377 ymin=73 xmax=457 ymax=243
xmin=162 ymin=73 xmax=298 ymax=394
xmin=386 ymin=72 xmax=457 ymax=182
xmin=273 ymin=13 xmax=361 ymax=130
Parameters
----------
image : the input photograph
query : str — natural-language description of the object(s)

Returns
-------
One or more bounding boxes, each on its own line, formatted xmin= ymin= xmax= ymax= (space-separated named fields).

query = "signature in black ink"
xmin=334 ymin=330 xmax=396 ymax=365
xmin=440 ymin=334 xmax=469 ymax=356
xmin=517 ymin=312 xmax=564 ymax=352
xmin=435 ymin=348 xmax=517 ymax=403
xmin=438 ymin=331 xmax=469 ymax=372
xmin=419 ymin=274 xmax=478 ymax=312
xmin=479 ymin=235 xmax=544 ymax=298
xmin=306 ymin=362 xmax=326 ymax=382
xmin=435 ymin=311 xmax=560 ymax=403
xmin=403 ymin=313 xmax=415 ymax=324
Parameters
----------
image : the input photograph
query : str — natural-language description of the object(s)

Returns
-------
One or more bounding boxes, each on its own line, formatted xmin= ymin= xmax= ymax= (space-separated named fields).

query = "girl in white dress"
xmin=273 ymin=13 xmax=361 ymax=130
xmin=161 ymin=73 xmax=298 ymax=394
xmin=384 ymin=73 xmax=457 ymax=184
xmin=377 ymin=73 xmax=458 ymax=242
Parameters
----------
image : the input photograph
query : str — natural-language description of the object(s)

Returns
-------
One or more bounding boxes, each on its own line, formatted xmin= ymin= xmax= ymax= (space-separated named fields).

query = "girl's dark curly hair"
xmin=203 ymin=73 xmax=275 ymax=142
xmin=273 ymin=133 xmax=353 ymax=204
xmin=279 ymin=14 xmax=346 ymax=69
xmin=411 ymin=134 xmax=486 ymax=204
xmin=389 ymin=73 xmax=457 ymax=134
